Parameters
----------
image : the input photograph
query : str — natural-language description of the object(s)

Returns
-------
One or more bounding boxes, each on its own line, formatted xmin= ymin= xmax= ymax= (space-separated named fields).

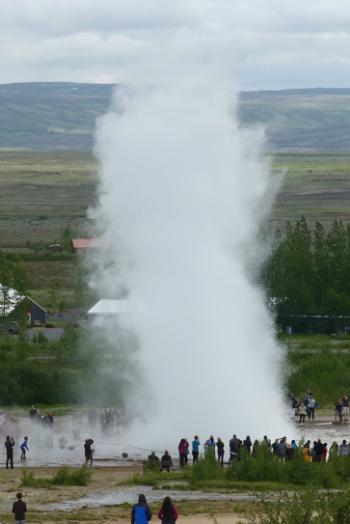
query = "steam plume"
xmin=92 ymin=78 xmax=292 ymax=448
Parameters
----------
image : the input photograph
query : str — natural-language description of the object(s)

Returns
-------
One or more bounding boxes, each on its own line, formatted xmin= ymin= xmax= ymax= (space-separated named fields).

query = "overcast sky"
xmin=1 ymin=0 xmax=350 ymax=90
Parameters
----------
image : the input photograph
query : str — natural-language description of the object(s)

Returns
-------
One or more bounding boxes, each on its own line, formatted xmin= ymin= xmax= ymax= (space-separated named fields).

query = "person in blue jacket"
xmin=20 ymin=437 xmax=29 ymax=461
xmin=131 ymin=494 xmax=152 ymax=524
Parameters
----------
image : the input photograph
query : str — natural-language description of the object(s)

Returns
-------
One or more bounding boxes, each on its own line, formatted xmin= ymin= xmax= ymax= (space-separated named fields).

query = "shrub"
xmin=225 ymin=447 xmax=285 ymax=483
xmin=21 ymin=471 xmax=49 ymax=487
xmin=51 ymin=466 xmax=91 ymax=486
xmin=190 ymin=455 xmax=224 ymax=482
xmin=251 ymin=490 xmax=350 ymax=524
xmin=21 ymin=466 xmax=91 ymax=488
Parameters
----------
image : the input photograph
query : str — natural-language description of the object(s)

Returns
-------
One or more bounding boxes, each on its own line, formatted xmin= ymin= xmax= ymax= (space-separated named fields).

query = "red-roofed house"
xmin=71 ymin=238 xmax=104 ymax=253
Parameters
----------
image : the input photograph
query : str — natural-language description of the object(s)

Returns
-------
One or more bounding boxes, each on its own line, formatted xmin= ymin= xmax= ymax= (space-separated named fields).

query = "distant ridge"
xmin=244 ymin=87 xmax=350 ymax=95
xmin=0 ymin=82 xmax=349 ymax=151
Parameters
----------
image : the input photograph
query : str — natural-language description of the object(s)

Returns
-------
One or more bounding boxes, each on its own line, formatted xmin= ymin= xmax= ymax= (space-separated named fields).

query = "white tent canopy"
xmin=87 ymin=299 xmax=129 ymax=316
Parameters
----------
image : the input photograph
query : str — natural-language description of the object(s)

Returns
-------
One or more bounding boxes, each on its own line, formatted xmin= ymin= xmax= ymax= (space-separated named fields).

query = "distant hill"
xmin=0 ymin=82 xmax=349 ymax=151
xmin=240 ymin=88 xmax=350 ymax=151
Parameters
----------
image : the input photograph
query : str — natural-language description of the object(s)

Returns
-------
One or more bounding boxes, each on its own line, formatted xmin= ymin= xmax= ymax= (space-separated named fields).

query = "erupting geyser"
xmin=92 ymin=78 xmax=292 ymax=449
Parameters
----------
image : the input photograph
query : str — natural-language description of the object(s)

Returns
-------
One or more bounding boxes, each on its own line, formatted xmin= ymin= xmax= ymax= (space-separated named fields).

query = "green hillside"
xmin=0 ymin=83 xmax=349 ymax=151
xmin=240 ymin=88 xmax=350 ymax=150
xmin=0 ymin=83 xmax=111 ymax=150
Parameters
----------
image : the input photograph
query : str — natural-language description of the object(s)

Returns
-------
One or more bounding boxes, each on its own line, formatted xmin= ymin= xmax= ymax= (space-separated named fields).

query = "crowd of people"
xmin=87 ymin=408 xmax=123 ymax=434
xmin=143 ymin=433 xmax=350 ymax=470
xmin=5 ymin=429 xmax=350 ymax=524
xmin=335 ymin=396 xmax=350 ymax=423
xmin=29 ymin=405 xmax=54 ymax=426
xmin=290 ymin=391 xmax=318 ymax=422
xmin=290 ymin=391 xmax=350 ymax=425
xmin=7 ymin=492 xmax=178 ymax=524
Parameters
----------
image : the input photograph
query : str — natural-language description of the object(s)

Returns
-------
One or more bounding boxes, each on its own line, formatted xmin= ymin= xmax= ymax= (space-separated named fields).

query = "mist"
xmin=92 ymin=78 xmax=292 ymax=450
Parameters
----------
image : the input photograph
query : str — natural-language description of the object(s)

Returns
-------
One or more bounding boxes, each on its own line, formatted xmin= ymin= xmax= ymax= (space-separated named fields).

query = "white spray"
xmin=92 ymin=78 xmax=292 ymax=450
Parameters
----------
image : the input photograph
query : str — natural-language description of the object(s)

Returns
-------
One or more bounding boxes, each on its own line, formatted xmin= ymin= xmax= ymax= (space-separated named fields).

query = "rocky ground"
xmin=0 ymin=465 xmax=252 ymax=524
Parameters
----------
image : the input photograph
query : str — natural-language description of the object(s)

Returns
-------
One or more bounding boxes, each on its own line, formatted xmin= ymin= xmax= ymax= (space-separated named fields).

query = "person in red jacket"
xmin=178 ymin=438 xmax=189 ymax=466
xmin=157 ymin=496 xmax=178 ymax=524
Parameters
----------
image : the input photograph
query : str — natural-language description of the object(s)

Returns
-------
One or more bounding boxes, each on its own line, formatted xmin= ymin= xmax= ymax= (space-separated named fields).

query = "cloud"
xmin=0 ymin=0 xmax=349 ymax=88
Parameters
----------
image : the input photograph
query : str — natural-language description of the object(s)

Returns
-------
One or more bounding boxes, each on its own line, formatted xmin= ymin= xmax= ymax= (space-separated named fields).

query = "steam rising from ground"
xmin=92 ymin=79 xmax=292 ymax=448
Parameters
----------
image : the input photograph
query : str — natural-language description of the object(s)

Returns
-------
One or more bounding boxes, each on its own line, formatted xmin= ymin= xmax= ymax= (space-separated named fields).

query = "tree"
xmin=265 ymin=217 xmax=315 ymax=315
xmin=313 ymin=221 xmax=331 ymax=312
xmin=0 ymin=251 xmax=30 ymax=319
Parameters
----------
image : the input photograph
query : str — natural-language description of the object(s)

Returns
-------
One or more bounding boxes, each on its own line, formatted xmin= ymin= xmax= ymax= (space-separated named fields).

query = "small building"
xmin=71 ymin=238 xmax=104 ymax=253
xmin=0 ymin=287 xmax=47 ymax=327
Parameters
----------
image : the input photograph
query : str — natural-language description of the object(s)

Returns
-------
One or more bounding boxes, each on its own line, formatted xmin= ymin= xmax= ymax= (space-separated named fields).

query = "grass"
xmin=248 ymin=490 xmax=350 ymax=524
xmin=273 ymin=334 xmax=350 ymax=406
xmin=282 ymin=333 xmax=350 ymax=350
xmin=0 ymin=150 xmax=96 ymax=249
xmin=131 ymin=451 xmax=350 ymax=491
xmin=0 ymin=148 xmax=350 ymax=310
xmin=21 ymin=466 xmax=92 ymax=487
xmin=131 ymin=470 xmax=303 ymax=492
xmin=0 ymin=501 xmax=253 ymax=523
xmin=272 ymin=152 xmax=350 ymax=227
xmin=0 ymin=150 xmax=350 ymax=250
xmin=0 ymin=147 xmax=349 ymax=317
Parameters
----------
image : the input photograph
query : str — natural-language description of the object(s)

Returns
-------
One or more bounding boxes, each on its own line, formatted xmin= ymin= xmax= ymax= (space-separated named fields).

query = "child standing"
xmin=20 ymin=437 xmax=29 ymax=461
xmin=12 ymin=492 xmax=27 ymax=524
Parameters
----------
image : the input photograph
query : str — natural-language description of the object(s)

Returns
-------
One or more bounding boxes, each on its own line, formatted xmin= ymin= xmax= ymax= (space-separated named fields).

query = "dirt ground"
xmin=0 ymin=466 xmax=250 ymax=524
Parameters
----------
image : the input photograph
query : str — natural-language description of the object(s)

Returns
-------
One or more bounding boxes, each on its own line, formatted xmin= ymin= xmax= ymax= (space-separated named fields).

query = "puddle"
xmin=36 ymin=486 xmax=258 ymax=511
xmin=3 ymin=413 xmax=349 ymax=467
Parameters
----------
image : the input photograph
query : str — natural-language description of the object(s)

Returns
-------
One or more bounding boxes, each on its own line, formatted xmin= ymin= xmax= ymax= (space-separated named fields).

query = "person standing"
xmin=229 ymin=434 xmax=240 ymax=463
xmin=302 ymin=441 xmax=312 ymax=463
xmin=157 ymin=496 xmax=178 ymax=524
xmin=29 ymin=406 xmax=37 ymax=419
xmin=285 ymin=443 xmax=294 ymax=461
xmin=216 ymin=437 xmax=225 ymax=465
xmin=20 ymin=437 xmax=29 ymax=461
xmin=313 ymin=439 xmax=324 ymax=462
xmin=308 ymin=397 xmax=317 ymax=420
xmin=298 ymin=403 xmax=307 ymax=423
xmin=84 ymin=438 xmax=94 ymax=467
xmin=328 ymin=441 xmax=338 ymax=461
xmin=335 ymin=399 xmax=343 ymax=423
xmin=291 ymin=440 xmax=299 ymax=451
xmin=342 ymin=396 xmax=349 ymax=422
xmin=276 ymin=437 xmax=287 ymax=460
xmin=184 ymin=439 xmax=190 ymax=464
xmin=146 ymin=451 xmax=159 ymax=471
xmin=243 ymin=436 xmax=252 ymax=454
xmin=160 ymin=451 xmax=173 ymax=472
xmin=178 ymin=439 xmax=188 ymax=467
xmin=204 ymin=435 xmax=216 ymax=459
xmin=12 ymin=492 xmax=27 ymax=524
xmin=5 ymin=436 xmax=15 ymax=469
xmin=339 ymin=439 xmax=349 ymax=457
xmin=192 ymin=435 xmax=200 ymax=465
xmin=131 ymin=494 xmax=152 ymax=524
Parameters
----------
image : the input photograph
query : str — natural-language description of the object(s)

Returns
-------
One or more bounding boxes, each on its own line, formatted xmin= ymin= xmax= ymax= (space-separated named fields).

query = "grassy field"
xmin=0 ymin=149 xmax=96 ymax=249
xmin=0 ymin=148 xmax=350 ymax=308
xmin=272 ymin=152 xmax=350 ymax=226
xmin=1 ymin=149 xmax=350 ymax=249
